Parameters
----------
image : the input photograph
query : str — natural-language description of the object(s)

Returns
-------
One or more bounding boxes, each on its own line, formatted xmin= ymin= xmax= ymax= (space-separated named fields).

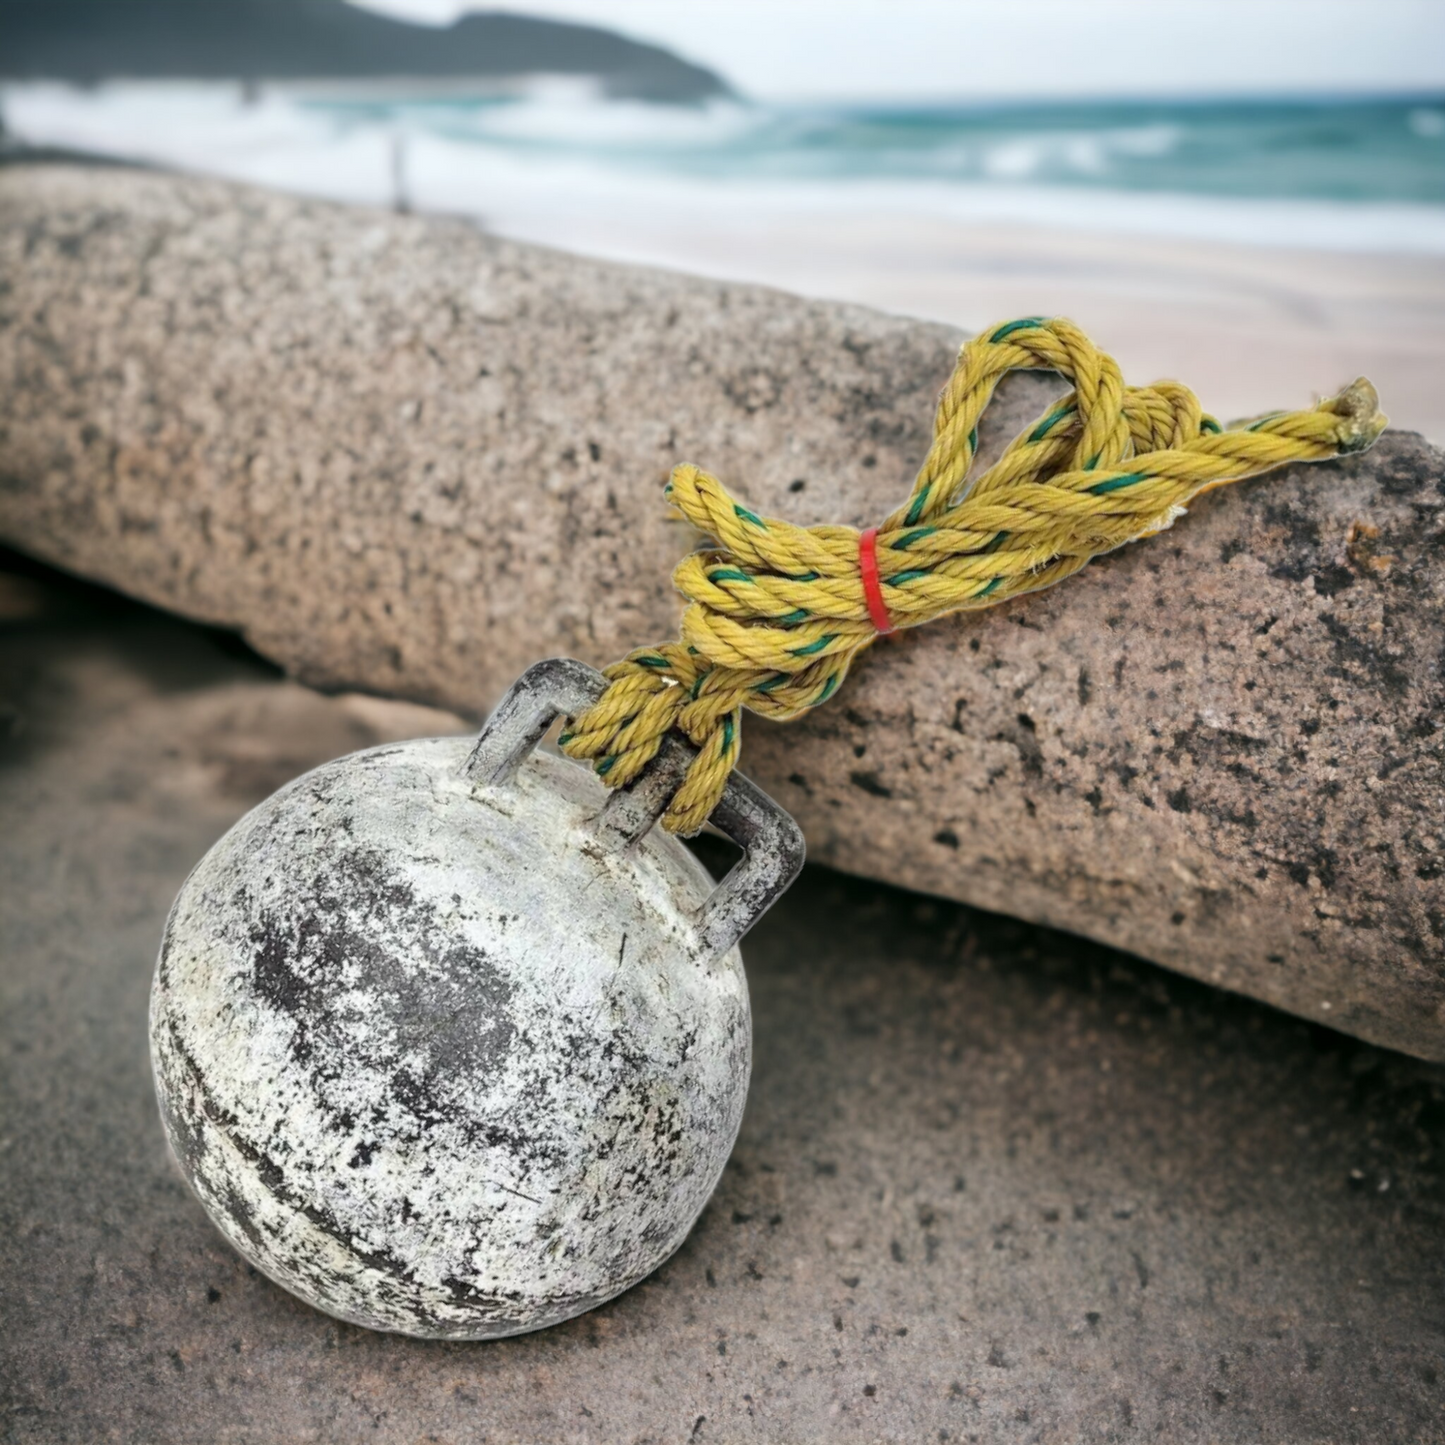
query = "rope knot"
xmin=561 ymin=317 xmax=1385 ymax=834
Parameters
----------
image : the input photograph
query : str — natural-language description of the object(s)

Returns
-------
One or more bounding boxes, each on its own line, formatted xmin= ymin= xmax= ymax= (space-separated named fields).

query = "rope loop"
xmin=561 ymin=316 xmax=1386 ymax=835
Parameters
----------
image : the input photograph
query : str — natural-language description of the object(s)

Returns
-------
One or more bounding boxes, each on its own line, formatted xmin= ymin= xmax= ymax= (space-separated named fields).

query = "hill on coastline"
xmin=0 ymin=0 xmax=731 ymax=104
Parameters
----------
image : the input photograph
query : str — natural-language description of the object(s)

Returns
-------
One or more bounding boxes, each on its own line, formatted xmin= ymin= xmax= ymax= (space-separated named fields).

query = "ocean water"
xmin=5 ymin=82 xmax=1445 ymax=254
xmin=322 ymin=90 xmax=1445 ymax=203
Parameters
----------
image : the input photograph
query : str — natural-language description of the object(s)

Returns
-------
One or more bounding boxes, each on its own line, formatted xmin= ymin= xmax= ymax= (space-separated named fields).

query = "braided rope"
xmin=560 ymin=316 xmax=1386 ymax=835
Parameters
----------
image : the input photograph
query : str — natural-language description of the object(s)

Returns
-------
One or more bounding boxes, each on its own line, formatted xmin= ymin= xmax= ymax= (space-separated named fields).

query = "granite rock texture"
xmin=3 ymin=589 xmax=1445 ymax=1443
xmin=0 ymin=164 xmax=1442 ymax=1058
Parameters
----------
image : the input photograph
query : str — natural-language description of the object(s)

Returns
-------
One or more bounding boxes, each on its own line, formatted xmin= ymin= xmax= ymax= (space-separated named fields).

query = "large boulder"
xmin=1 ymin=164 xmax=1441 ymax=1058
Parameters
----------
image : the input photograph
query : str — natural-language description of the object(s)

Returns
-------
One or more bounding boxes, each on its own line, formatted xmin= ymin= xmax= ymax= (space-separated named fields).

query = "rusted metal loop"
xmin=464 ymin=657 xmax=805 ymax=959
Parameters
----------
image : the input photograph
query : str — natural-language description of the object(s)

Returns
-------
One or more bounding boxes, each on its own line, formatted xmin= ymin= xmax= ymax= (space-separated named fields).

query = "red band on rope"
xmin=858 ymin=526 xmax=894 ymax=635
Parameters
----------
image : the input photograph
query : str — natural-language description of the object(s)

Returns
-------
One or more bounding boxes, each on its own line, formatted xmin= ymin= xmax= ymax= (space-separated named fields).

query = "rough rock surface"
xmin=3 ymin=585 xmax=1444 ymax=1442
xmin=0 ymin=164 xmax=1441 ymax=1059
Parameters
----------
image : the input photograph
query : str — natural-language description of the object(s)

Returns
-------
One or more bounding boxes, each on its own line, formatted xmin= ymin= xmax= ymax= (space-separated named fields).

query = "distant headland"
xmin=0 ymin=0 xmax=732 ymax=104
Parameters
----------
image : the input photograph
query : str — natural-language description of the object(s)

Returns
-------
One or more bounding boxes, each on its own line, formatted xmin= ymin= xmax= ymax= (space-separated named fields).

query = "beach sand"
xmin=501 ymin=209 xmax=1445 ymax=443
xmin=5 ymin=81 xmax=1441 ymax=439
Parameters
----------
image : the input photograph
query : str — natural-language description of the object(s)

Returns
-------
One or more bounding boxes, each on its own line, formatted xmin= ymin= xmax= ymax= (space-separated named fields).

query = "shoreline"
xmin=3 ymin=143 xmax=1441 ymax=440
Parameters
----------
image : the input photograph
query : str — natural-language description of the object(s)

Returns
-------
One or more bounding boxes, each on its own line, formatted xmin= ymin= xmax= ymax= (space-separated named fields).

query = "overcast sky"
xmin=358 ymin=0 xmax=1445 ymax=102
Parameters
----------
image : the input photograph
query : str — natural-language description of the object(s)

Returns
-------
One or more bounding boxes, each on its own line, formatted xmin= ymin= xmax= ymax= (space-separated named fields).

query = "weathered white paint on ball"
xmin=150 ymin=738 xmax=750 ymax=1339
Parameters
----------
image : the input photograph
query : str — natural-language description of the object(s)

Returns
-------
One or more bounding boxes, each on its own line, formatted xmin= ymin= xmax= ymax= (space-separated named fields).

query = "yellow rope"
xmin=560 ymin=316 xmax=1386 ymax=835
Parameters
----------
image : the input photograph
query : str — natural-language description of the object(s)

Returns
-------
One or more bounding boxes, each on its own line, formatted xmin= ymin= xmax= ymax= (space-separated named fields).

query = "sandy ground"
xmin=3 ymin=576 xmax=1442 ymax=1443
xmin=498 ymin=210 xmax=1445 ymax=443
